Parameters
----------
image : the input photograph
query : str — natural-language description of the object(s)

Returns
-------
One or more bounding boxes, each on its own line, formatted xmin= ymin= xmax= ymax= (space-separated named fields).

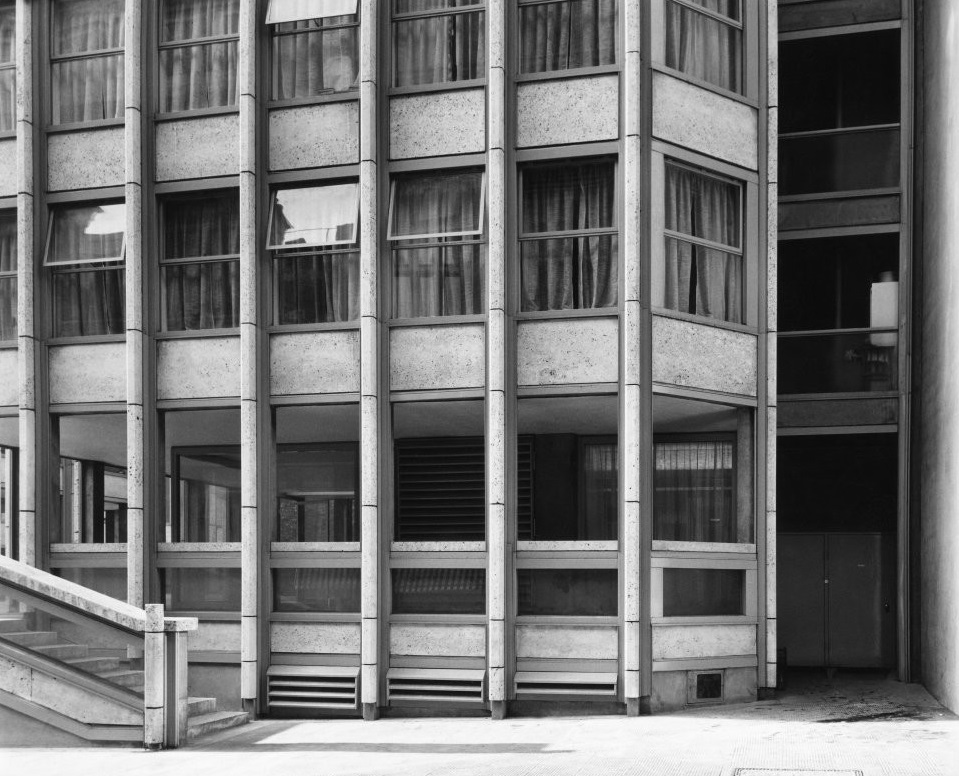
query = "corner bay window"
xmin=392 ymin=0 xmax=485 ymax=87
xmin=51 ymin=0 xmax=125 ymax=125
xmin=0 ymin=210 xmax=14 ymax=341
xmin=0 ymin=2 xmax=13 ymax=133
xmin=45 ymin=202 xmax=125 ymax=338
xmin=388 ymin=169 xmax=485 ymax=319
xmin=520 ymin=159 xmax=617 ymax=312
xmin=268 ymin=0 xmax=359 ymax=100
xmin=519 ymin=0 xmax=616 ymax=74
xmin=661 ymin=161 xmax=743 ymax=323
xmin=654 ymin=439 xmax=734 ymax=542
xmin=665 ymin=0 xmax=742 ymax=94
xmin=269 ymin=182 xmax=359 ymax=325
xmin=159 ymin=0 xmax=239 ymax=113
xmin=161 ymin=191 xmax=239 ymax=331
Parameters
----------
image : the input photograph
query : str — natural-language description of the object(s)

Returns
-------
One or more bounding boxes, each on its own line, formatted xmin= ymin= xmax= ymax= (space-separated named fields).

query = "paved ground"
xmin=1 ymin=671 xmax=957 ymax=775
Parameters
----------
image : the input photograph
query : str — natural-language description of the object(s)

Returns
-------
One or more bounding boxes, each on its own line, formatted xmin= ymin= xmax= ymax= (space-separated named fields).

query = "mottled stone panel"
xmin=390 ymin=89 xmax=485 ymax=159
xmin=270 ymin=331 xmax=360 ymax=395
xmin=270 ymin=622 xmax=361 ymax=654
xmin=188 ymin=621 xmax=241 ymax=653
xmin=516 ymin=75 xmax=619 ymax=148
xmin=49 ymin=343 xmax=126 ymax=404
xmin=0 ymin=350 xmax=16 ymax=406
xmin=652 ymin=72 xmax=758 ymax=170
xmin=0 ymin=138 xmax=15 ymax=196
xmin=517 ymin=318 xmax=619 ymax=386
xmin=652 ymin=316 xmax=757 ymax=397
xmin=156 ymin=337 xmax=240 ymax=399
xmin=390 ymin=624 xmax=486 ymax=657
xmin=652 ymin=624 xmax=757 ymax=660
xmin=269 ymin=102 xmax=359 ymax=171
xmin=390 ymin=324 xmax=485 ymax=391
xmin=48 ymin=128 xmax=124 ymax=191
xmin=156 ymin=116 xmax=239 ymax=181
xmin=516 ymin=625 xmax=618 ymax=660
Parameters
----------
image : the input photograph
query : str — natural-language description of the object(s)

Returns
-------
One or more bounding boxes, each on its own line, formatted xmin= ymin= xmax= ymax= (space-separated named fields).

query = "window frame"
xmin=0 ymin=208 xmax=16 ymax=343
xmin=168 ymin=444 xmax=242 ymax=544
xmin=0 ymin=0 xmax=14 ymax=137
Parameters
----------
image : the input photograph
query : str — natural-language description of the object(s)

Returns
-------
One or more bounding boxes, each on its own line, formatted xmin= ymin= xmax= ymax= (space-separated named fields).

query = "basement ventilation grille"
xmin=386 ymin=668 xmax=486 ymax=705
xmin=267 ymin=665 xmax=359 ymax=712
xmin=514 ymin=671 xmax=618 ymax=699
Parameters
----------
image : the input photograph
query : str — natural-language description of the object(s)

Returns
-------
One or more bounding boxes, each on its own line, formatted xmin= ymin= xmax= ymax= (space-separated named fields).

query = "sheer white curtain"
xmin=0 ymin=3 xmax=14 ymax=132
xmin=273 ymin=17 xmax=359 ymax=99
xmin=0 ymin=211 xmax=15 ymax=340
xmin=51 ymin=0 xmax=124 ymax=124
xmin=653 ymin=440 xmax=734 ymax=542
xmin=391 ymin=171 xmax=484 ymax=318
xmin=521 ymin=162 xmax=617 ymax=311
xmin=665 ymin=0 xmax=741 ymax=93
xmin=519 ymin=0 xmax=616 ymax=73
xmin=665 ymin=164 xmax=742 ymax=322
xmin=159 ymin=0 xmax=239 ymax=112
xmin=393 ymin=1 xmax=485 ymax=86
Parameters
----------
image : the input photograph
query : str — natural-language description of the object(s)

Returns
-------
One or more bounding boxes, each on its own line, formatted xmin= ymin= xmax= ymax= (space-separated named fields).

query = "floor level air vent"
xmin=688 ymin=669 xmax=724 ymax=704
xmin=386 ymin=668 xmax=486 ymax=705
xmin=514 ymin=671 xmax=618 ymax=700
xmin=267 ymin=665 xmax=359 ymax=712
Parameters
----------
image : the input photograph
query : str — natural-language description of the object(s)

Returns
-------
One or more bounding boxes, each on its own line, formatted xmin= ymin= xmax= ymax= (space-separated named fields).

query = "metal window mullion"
xmin=273 ymin=247 xmax=360 ymax=258
xmin=50 ymin=48 xmax=124 ymax=64
xmin=666 ymin=0 xmax=742 ymax=30
xmin=390 ymin=237 xmax=487 ymax=250
xmin=271 ymin=20 xmax=359 ymax=38
xmin=519 ymin=227 xmax=619 ymax=240
xmin=392 ymin=5 xmax=485 ymax=23
xmin=664 ymin=230 xmax=742 ymax=256
xmin=158 ymin=34 xmax=239 ymax=50
xmin=160 ymin=254 xmax=241 ymax=267
xmin=779 ymin=123 xmax=902 ymax=140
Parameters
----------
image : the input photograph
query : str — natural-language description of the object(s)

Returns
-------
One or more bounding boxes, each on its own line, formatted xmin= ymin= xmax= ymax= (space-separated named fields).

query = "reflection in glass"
xmin=391 ymin=568 xmax=486 ymax=614
xmin=173 ymin=448 xmax=241 ymax=542
xmin=270 ymin=184 xmax=359 ymax=247
xmin=162 ymin=567 xmax=241 ymax=611
xmin=517 ymin=569 xmax=617 ymax=616
xmin=276 ymin=444 xmax=358 ymax=541
xmin=273 ymin=568 xmax=360 ymax=612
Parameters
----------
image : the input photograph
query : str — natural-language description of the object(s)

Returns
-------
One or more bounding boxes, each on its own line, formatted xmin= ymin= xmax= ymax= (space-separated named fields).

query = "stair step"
xmin=187 ymin=711 xmax=250 ymax=741
xmin=97 ymin=669 xmax=145 ymax=689
xmin=188 ymin=697 xmax=217 ymax=717
xmin=34 ymin=643 xmax=89 ymax=660
xmin=0 ymin=617 xmax=28 ymax=633
xmin=1 ymin=631 xmax=59 ymax=647
xmin=66 ymin=656 xmax=122 ymax=673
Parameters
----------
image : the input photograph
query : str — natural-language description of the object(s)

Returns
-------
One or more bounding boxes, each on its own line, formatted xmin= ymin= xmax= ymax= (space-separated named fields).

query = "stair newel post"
xmin=166 ymin=623 xmax=190 ymax=746
xmin=143 ymin=603 xmax=165 ymax=749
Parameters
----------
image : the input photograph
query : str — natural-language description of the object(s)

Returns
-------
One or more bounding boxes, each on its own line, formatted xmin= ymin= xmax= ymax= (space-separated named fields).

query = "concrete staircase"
xmin=0 ymin=614 xmax=249 ymax=743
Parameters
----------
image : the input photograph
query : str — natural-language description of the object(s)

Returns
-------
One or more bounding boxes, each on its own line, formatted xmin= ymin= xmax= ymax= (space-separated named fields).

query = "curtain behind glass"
xmin=653 ymin=440 xmax=734 ymax=542
xmin=51 ymin=0 xmax=124 ymax=124
xmin=275 ymin=251 xmax=359 ymax=323
xmin=519 ymin=0 xmax=616 ymax=73
xmin=665 ymin=0 xmax=741 ymax=93
xmin=581 ymin=442 xmax=617 ymax=540
xmin=665 ymin=164 xmax=741 ymax=322
xmin=521 ymin=162 xmax=616 ymax=311
xmin=163 ymin=195 xmax=240 ymax=331
xmin=0 ymin=211 xmax=15 ymax=340
xmin=273 ymin=17 xmax=358 ymax=99
xmin=159 ymin=0 xmax=239 ymax=112
xmin=0 ymin=3 xmax=13 ymax=132
xmin=393 ymin=1 xmax=485 ymax=86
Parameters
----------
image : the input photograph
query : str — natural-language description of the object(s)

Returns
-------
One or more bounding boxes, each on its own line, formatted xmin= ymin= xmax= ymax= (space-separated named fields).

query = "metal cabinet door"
xmin=778 ymin=533 xmax=826 ymax=666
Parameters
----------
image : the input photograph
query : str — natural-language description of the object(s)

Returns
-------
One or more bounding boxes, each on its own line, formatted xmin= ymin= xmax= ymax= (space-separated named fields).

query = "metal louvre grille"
xmin=387 ymin=668 xmax=486 ymax=705
xmin=514 ymin=671 xmax=617 ymax=700
xmin=266 ymin=665 xmax=359 ymax=712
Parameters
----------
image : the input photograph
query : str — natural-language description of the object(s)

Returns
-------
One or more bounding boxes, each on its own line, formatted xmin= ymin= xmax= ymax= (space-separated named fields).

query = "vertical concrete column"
xmin=485 ymin=0 xmax=507 ymax=720
xmin=238 ymin=0 xmax=259 ymax=712
xmin=763 ymin=0 xmax=778 ymax=695
xmin=124 ymin=0 xmax=145 ymax=608
xmin=621 ymin=0 xmax=644 ymax=717
xmin=15 ymin=0 xmax=36 ymax=566
xmin=143 ymin=603 xmax=166 ymax=748
xmin=358 ymin=0 xmax=380 ymax=721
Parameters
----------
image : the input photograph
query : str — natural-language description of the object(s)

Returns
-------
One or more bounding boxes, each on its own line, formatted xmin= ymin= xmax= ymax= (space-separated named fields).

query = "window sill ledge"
xmin=389 ymin=79 xmax=486 ymax=97
xmin=267 ymin=92 xmax=360 ymax=110
xmin=514 ymin=66 xmax=621 ymax=84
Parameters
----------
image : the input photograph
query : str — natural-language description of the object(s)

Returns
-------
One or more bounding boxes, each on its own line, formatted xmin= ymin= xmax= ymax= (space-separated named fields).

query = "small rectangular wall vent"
xmin=688 ymin=669 xmax=724 ymax=704
xmin=267 ymin=665 xmax=359 ymax=712
xmin=386 ymin=668 xmax=486 ymax=705
xmin=514 ymin=671 xmax=618 ymax=700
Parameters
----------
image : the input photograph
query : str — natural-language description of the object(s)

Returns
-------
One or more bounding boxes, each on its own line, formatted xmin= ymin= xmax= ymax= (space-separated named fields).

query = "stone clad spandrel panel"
xmin=516 ymin=75 xmax=619 ymax=148
xmin=270 ymin=331 xmax=360 ymax=395
xmin=0 ymin=138 xmax=15 ymax=196
xmin=156 ymin=115 xmax=239 ymax=181
xmin=157 ymin=338 xmax=240 ymax=400
xmin=652 ymin=624 xmax=757 ymax=660
xmin=390 ymin=624 xmax=486 ymax=657
xmin=49 ymin=343 xmax=125 ymax=404
xmin=390 ymin=89 xmax=485 ymax=160
xmin=517 ymin=318 xmax=619 ymax=386
xmin=269 ymin=102 xmax=359 ymax=171
xmin=652 ymin=71 xmax=758 ymax=171
xmin=48 ymin=128 xmax=124 ymax=191
xmin=516 ymin=624 xmax=619 ymax=660
xmin=390 ymin=324 xmax=485 ymax=391
xmin=270 ymin=622 xmax=361 ymax=654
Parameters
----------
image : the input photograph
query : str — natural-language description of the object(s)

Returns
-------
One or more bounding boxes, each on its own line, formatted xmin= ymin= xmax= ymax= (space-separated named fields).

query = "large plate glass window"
xmin=160 ymin=191 xmax=240 ymax=331
xmin=665 ymin=0 xmax=742 ymax=94
xmin=518 ymin=0 xmax=616 ymax=74
xmin=159 ymin=0 xmax=239 ymax=113
xmin=44 ymin=202 xmax=125 ymax=338
xmin=392 ymin=0 xmax=485 ymax=87
xmin=0 ymin=2 xmax=13 ymax=132
xmin=50 ymin=0 xmax=125 ymax=124
xmin=519 ymin=159 xmax=617 ymax=311
xmin=269 ymin=182 xmax=359 ymax=324
xmin=267 ymin=0 xmax=359 ymax=100
xmin=388 ymin=169 xmax=486 ymax=319
xmin=0 ymin=210 xmax=14 ymax=341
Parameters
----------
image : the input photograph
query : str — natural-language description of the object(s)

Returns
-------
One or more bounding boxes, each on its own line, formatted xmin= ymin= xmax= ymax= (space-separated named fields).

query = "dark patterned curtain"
xmin=665 ymin=0 xmax=742 ymax=93
xmin=653 ymin=440 xmax=735 ymax=542
xmin=393 ymin=1 xmax=485 ymax=86
xmin=0 ymin=211 xmax=15 ymax=340
xmin=519 ymin=0 xmax=616 ymax=73
xmin=273 ymin=16 xmax=359 ymax=99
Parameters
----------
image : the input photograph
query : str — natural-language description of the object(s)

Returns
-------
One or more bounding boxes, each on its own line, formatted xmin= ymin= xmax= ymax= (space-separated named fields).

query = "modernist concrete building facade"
xmin=0 ymin=0 xmax=957 ymax=734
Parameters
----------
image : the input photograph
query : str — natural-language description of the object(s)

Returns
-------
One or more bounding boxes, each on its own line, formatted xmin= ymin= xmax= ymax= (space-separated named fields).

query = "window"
xmin=158 ymin=0 xmax=239 ymax=113
xmin=520 ymin=159 xmax=617 ymax=312
xmin=273 ymin=568 xmax=360 ymax=612
xmin=0 ymin=2 xmax=13 ymax=132
xmin=268 ymin=0 xmax=359 ymax=100
xmin=44 ymin=203 xmax=125 ymax=338
xmin=517 ymin=569 xmax=617 ymax=616
xmin=663 ymin=568 xmax=744 ymax=616
xmin=665 ymin=0 xmax=742 ymax=94
xmin=388 ymin=169 xmax=485 ymax=319
xmin=161 ymin=191 xmax=239 ymax=331
xmin=269 ymin=182 xmax=359 ymax=324
xmin=50 ymin=0 xmax=124 ymax=124
xmin=0 ymin=210 xmax=14 ymax=341
xmin=661 ymin=161 xmax=743 ymax=323
xmin=518 ymin=0 xmax=616 ymax=74
xmin=392 ymin=0 xmax=485 ymax=87
xmin=276 ymin=444 xmax=359 ymax=541
xmin=653 ymin=439 xmax=734 ymax=542
xmin=162 ymin=567 xmax=241 ymax=611
xmin=392 ymin=568 xmax=486 ymax=614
